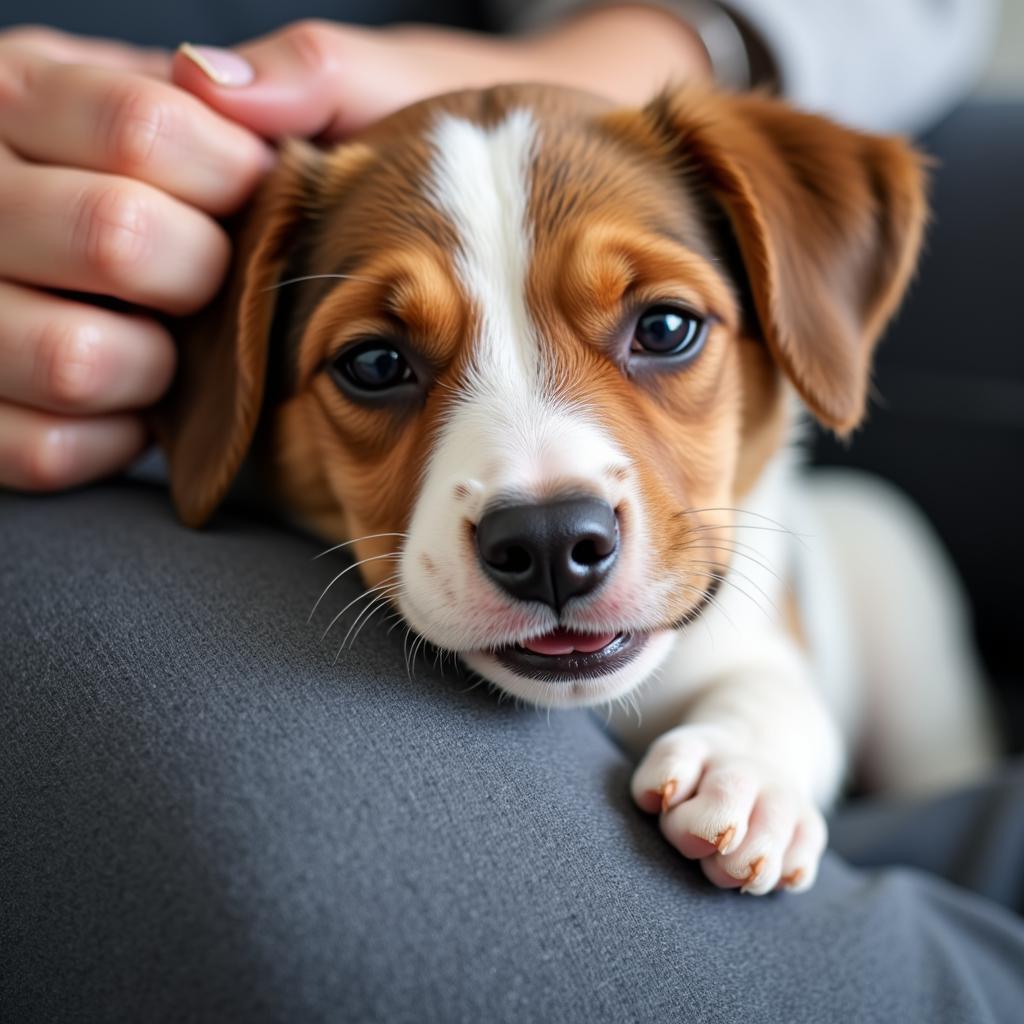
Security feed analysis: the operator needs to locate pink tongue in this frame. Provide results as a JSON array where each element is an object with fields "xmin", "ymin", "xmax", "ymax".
[{"xmin": 521, "ymin": 629, "xmax": 617, "ymax": 656}]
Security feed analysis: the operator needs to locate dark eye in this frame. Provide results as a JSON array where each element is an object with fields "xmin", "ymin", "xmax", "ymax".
[
  {"xmin": 632, "ymin": 306, "xmax": 707, "ymax": 359},
  {"xmin": 330, "ymin": 340, "xmax": 416, "ymax": 395}
]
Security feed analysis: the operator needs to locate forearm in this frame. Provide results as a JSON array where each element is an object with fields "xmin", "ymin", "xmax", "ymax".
[
  {"xmin": 513, "ymin": 4, "xmax": 712, "ymax": 102},
  {"xmin": 502, "ymin": 0, "xmax": 999, "ymax": 133},
  {"xmin": 391, "ymin": 4, "xmax": 711, "ymax": 107}
]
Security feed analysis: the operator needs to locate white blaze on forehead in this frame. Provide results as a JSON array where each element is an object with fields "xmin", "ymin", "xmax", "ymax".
[
  {"xmin": 421, "ymin": 108, "xmax": 629, "ymax": 499},
  {"xmin": 428, "ymin": 109, "xmax": 539, "ymax": 388},
  {"xmin": 399, "ymin": 110, "xmax": 640, "ymax": 656}
]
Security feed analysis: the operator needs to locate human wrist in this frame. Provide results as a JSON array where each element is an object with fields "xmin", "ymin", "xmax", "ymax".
[{"xmin": 516, "ymin": 4, "xmax": 713, "ymax": 103}]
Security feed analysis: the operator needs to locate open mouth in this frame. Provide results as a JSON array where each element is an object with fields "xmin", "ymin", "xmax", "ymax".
[{"xmin": 492, "ymin": 628, "xmax": 648, "ymax": 681}]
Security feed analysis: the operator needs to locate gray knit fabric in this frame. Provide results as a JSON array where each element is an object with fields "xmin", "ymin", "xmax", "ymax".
[{"xmin": 3, "ymin": 480, "xmax": 1023, "ymax": 1024}]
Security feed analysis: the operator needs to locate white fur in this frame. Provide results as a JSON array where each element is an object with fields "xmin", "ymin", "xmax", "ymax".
[{"xmin": 806, "ymin": 469, "xmax": 997, "ymax": 795}]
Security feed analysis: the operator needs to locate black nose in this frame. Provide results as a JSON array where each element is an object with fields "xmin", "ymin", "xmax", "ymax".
[{"xmin": 475, "ymin": 497, "xmax": 619, "ymax": 611}]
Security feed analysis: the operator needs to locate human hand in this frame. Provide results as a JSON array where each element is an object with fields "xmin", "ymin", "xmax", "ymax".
[
  {"xmin": 0, "ymin": 8, "xmax": 706, "ymax": 492},
  {"xmin": 0, "ymin": 27, "xmax": 271, "ymax": 490},
  {"xmin": 171, "ymin": 7, "xmax": 712, "ymax": 141}
]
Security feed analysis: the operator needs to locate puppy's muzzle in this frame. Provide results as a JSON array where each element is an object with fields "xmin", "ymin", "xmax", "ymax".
[{"xmin": 475, "ymin": 496, "xmax": 619, "ymax": 611}]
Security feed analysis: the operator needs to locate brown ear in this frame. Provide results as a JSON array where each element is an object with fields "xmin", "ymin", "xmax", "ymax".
[
  {"xmin": 642, "ymin": 89, "xmax": 927, "ymax": 433},
  {"xmin": 155, "ymin": 141, "xmax": 324, "ymax": 527}
]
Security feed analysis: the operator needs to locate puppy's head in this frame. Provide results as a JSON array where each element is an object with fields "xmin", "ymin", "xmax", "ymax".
[{"xmin": 159, "ymin": 85, "xmax": 925, "ymax": 706}]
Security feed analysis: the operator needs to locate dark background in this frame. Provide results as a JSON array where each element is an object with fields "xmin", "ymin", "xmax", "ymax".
[{"xmin": 0, "ymin": 0, "xmax": 495, "ymax": 44}]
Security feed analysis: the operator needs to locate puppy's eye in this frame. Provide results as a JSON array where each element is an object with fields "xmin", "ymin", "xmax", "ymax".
[
  {"xmin": 632, "ymin": 306, "xmax": 707, "ymax": 359},
  {"xmin": 330, "ymin": 340, "xmax": 416, "ymax": 394}
]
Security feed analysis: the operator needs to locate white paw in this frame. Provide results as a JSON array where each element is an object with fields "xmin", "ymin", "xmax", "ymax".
[{"xmin": 631, "ymin": 725, "xmax": 827, "ymax": 895}]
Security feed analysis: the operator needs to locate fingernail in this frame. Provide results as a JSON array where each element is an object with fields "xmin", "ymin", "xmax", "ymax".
[{"xmin": 178, "ymin": 43, "xmax": 254, "ymax": 87}]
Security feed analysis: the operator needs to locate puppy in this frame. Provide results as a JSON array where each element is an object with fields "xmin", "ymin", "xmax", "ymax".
[{"xmin": 158, "ymin": 84, "xmax": 995, "ymax": 894}]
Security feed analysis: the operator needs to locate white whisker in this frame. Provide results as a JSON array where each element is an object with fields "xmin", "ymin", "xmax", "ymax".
[
  {"xmin": 342, "ymin": 586, "xmax": 403, "ymax": 651},
  {"xmin": 403, "ymin": 626, "xmax": 415, "ymax": 680},
  {"xmin": 313, "ymin": 532, "xmax": 408, "ymax": 561},
  {"xmin": 689, "ymin": 560, "xmax": 780, "ymax": 618},
  {"xmin": 308, "ymin": 552, "xmax": 400, "ymax": 621},
  {"xmin": 263, "ymin": 272, "xmax": 385, "ymax": 293},
  {"xmin": 687, "ymin": 522, "xmax": 807, "ymax": 541},
  {"xmin": 675, "ymin": 539, "xmax": 783, "ymax": 584},
  {"xmin": 679, "ymin": 581, "xmax": 737, "ymax": 632},
  {"xmin": 318, "ymin": 574, "xmax": 399, "ymax": 641},
  {"xmin": 335, "ymin": 592, "xmax": 400, "ymax": 662},
  {"xmin": 458, "ymin": 671, "xmax": 489, "ymax": 696},
  {"xmin": 679, "ymin": 505, "xmax": 796, "ymax": 531}
]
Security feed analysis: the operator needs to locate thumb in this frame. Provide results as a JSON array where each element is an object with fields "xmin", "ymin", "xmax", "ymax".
[{"xmin": 172, "ymin": 22, "xmax": 375, "ymax": 140}]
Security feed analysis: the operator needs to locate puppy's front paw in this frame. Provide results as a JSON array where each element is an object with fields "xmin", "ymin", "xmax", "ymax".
[{"xmin": 632, "ymin": 725, "xmax": 827, "ymax": 895}]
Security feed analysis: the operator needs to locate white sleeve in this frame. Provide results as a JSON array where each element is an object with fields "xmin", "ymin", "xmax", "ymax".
[
  {"xmin": 489, "ymin": 0, "xmax": 1001, "ymax": 135},
  {"xmin": 720, "ymin": 0, "xmax": 999, "ymax": 134}
]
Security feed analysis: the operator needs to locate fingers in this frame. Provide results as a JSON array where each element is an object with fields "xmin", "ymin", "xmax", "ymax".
[
  {"xmin": 0, "ymin": 402, "xmax": 147, "ymax": 491},
  {"xmin": 172, "ymin": 22, "xmax": 390, "ymax": 139},
  {"xmin": 0, "ymin": 282, "xmax": 175, "ymax": 415},
  {"xmin": 0, "ymin": 32, "xmax": 268, "ymax": 494},
  {"xmin": 0, "ymin": 158, "xmax": 230, "ymax": 314},
  {"xmin": 0, "ymin": 25, "xmax": 171, "ymax": 77},
  {"xmin": 0, "ymin": 46, "xmax": 270, "ymax": 213}
]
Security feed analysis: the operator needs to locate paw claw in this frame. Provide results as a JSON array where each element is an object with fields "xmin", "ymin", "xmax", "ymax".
[
  {"xmin": 780, "ymin": 868, "xmax": 804, "ymax": 890},
  {"xmin": 658, "ymin": 779, "xmax": 678, "ymax": 814},
  {"xmin": 714, "ymin": 825, "xmax": 736, "ymax": 854},
  {"xmin": 740, "ymin": 856, "xmax": 766, "ymax": 893}
]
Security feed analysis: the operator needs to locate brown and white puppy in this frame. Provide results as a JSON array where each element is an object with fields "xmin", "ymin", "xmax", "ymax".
[{"xmin": 158, "ymin": 84, "xmax": 991, "ymax": 894}]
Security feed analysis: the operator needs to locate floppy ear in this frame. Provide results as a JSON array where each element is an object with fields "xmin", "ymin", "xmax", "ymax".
[
  {"xmin": 641, "ymin": 89, "xmax": 927, "ymax": 433},
  {"xmin": 155, "ymin": 141, "xmax": 325, "ymax": 527}
]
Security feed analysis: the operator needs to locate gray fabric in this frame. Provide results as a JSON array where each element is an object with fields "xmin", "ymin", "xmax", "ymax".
[
  {"xmin": 3, "ymin": 480, "xmax": 1023, "ymax": 1024},
  {"xmin": 830, "ymin": 770, "xmax": 1024, "ymax": 914}
]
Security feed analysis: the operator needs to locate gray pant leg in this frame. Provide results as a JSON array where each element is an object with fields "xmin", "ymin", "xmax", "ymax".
[
  {"xmin": 3, "ymin": 482, "xmax": 1023, "ymax": 1024},
  {"xmin": 832, "ymin": 766, "xmax": 1024, "ymax": 913}
]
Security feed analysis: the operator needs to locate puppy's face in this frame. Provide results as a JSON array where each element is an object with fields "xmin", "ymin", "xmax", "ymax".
[{"xmin": 160, "ymin": 85, "xmax": 925, "ymax": 707}]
